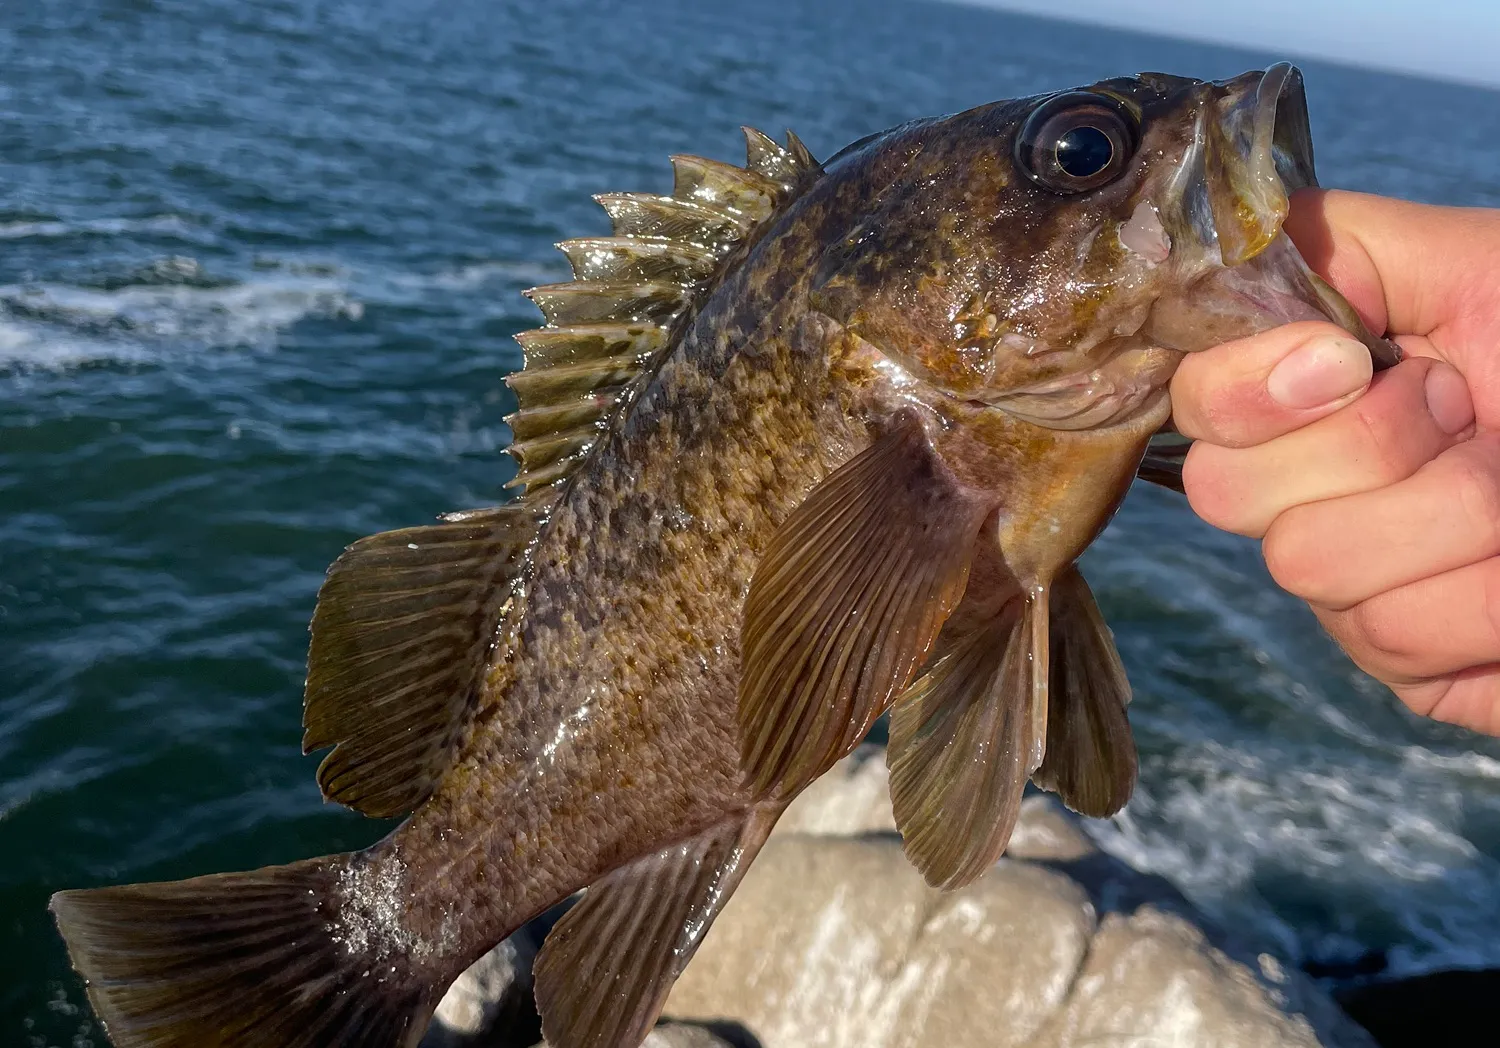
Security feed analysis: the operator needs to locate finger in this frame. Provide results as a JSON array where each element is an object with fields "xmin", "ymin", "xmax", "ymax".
[
  {"xmin": 1183, "ymin": 357, "xmax": 1474, "ymax": 538},
  {"xmin": 1264, "ymin": 434, "xmax": 1500, "ymax": 610},
  {"xmin": 1320, "ymin": 556, "xmax": 1500, "ymax": 686},
  {"xmin": 1170, "ymin": 321, "xmax": 1372, "ymax": 447},
  {"xmin": 1287, "ymin": 189, "xmax": 1500, "ymax": 343},
  {"xmin": 1391, "ymin": 669, "xmax": 1500, "ymax": 738}
]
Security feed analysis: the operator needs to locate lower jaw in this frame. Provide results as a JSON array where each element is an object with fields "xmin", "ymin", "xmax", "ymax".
[{"xmin": 986, "ymin": 346, "xmax": 1181, "ymax": 432}]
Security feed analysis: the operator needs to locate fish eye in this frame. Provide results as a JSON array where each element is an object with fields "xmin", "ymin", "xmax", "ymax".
[{"xmin": 1015, "ymin": 92, "xmax": 1139, "ymax": 194}]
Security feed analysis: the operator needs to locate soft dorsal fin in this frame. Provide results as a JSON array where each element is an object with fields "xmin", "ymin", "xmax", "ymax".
[
  {"xmin": 504, "ymin": 128, "xmax": 821, "ymax": 499},
  {"xmin": 303, "ymin": 502, "xmax": 548, "ymax": 818}
]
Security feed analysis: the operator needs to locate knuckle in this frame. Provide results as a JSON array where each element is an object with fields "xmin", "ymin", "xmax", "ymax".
[
  {"xmin": 1343, "ymin": 597, "xmax": 1417, "ymax": 670},
  {"xmin": 1261, "ymin": 509, "xmax": 1322, "ymax": 600},
  {"xmin": 1477, "ymin": 565, "xmax": 1500, "ymax": 659},
  {"xmin": 1198, "ymin": 399, "xmax": 1253, "ymax": 449},
  {"xmin": 1182, "ymin": 446, "xmax": 1252, "ymax": 534},
  {"xmin": 1447, "ymin": 445, "xmax": 1500, "ymax": 554},
  {"xmin": 1171, "ymin": 366, "xmax": 1258, "ymax": 448},
  {"xmin": 1347, "ymin": 395, "xmax": 1412, "ymax": 483}
]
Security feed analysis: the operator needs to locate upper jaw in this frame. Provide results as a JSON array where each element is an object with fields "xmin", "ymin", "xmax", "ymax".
[
  {"xmin": 1161, "ymin": 62, "xmax": 1317, "ymax": 269},
  {"xmin": 1150, "ymin": 64, "xmax": 1402, "ymax": 367}
]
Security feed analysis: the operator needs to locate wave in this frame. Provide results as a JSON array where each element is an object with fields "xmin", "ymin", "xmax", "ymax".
[
  {"xmin": 0, "ymin": 260, "xmax": 362, "ymax": 370},
  {"xmin": 0, "ymin": 214, "xmax": 211, "ymax": 243},
  {"xmin": 1086, "ymin": 736, "xmax": 1500, "ymax": 979}
]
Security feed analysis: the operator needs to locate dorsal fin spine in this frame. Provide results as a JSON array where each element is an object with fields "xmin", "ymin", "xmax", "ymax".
[
  {"xmin": 504, "ymin": 129, "xmax": 820, "ymax": 502},
  {"xmin": 299, "ymin": 133, "xmax": 820, "ymax": 823}
]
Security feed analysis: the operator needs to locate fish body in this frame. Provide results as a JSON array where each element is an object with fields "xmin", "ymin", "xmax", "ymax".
[{"xmin": 51, "ymin": 65, "xmax": 1398, "ymax": 1048}]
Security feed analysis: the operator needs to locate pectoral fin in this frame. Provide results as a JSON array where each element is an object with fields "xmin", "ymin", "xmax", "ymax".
[
  {"xmin": 1032, "ymin": 567, "xmax": 1138, "ymax": 817},
  {"xmin": 737, "ymin": 414, "xmax": 991, "ymax": 800},
  {"xmin": 887, "ymin": 587, "xmax": 1049, "ymax": 891},
  {"xmin": 533, "ymin": 807, "xmax": 780, "ymax": 1048},
  {"xmin": 1137, "ymin": 431, "xmax": 1190, "ymax": 493}
]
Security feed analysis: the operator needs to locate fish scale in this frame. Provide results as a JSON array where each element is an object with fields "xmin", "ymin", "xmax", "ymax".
[{"xmin": 51, "ymin": 68, "xmax": 1401, "ymax": 1048}]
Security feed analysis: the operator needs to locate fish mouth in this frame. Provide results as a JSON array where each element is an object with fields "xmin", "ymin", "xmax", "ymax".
[
  {"xmin": 1150, "ymin": 64, "xmax": 1402, "ymax": 367},
  {"xmin": 1202, "ymin": 62, "xmax": 1316, "ymax": 267}
]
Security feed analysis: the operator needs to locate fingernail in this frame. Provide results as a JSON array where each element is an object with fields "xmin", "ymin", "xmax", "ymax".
[
  {"xmin": 1425, "ymin": 363, "xmax": 1475, "ymax": 435},
  {"xmin": 1266, "ymin": 336, "xmax": 1373, "ymax": 409}
]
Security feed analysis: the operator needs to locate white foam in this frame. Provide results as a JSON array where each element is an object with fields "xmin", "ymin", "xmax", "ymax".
[
  {"xmin": 1087, "ymin": 739, "xmax": 1500, "ymax": 976},
  {"xmin": 0, "ymin": 261, "xmax": 361, "ymax": 370},
  {"xmin": 0, "ymin": 214, "xmax": 207, "ymax": 242}
]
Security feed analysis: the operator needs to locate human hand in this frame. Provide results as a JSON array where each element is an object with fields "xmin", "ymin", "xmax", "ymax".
[{"xmin": 1169, "ymin": 189, "xmax": 1500, "ymax": 736}]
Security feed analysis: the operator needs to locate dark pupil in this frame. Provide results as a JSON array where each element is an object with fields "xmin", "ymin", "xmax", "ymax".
[{"xmin": 1055, "ymin": 125, "xmax": 1113, "ymax": 178}]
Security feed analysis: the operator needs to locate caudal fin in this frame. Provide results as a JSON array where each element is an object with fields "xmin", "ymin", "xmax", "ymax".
[{"xmin": 50, "ymin": 854, "xmax": 438, "ymax": 1048}]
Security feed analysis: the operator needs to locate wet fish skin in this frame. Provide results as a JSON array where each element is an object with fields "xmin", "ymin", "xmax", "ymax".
[{"xmin": 48, "ymin": 67, "xmax": 1388, "ymax": 1048}]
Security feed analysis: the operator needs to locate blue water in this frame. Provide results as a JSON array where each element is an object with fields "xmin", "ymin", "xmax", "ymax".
[{"xmin": 4, "ymin": 0, "xmax": 1500, "ymax": 1044}]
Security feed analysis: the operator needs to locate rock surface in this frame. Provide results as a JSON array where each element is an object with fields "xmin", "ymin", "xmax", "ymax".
[
  {"xmin": 427, "ymin": 745, "xmax": 1378, "ymax": 1048},
  {"xmin": 665, "ymin": 835, "xmax": 1094, "ymax": 1048},
  {"xmin": 423, "ymin": 927, "xmax": 540, "ymax": 1047}
]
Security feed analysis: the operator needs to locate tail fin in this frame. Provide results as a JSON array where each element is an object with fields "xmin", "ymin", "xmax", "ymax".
[{"xmin": 50, "ymin": 854, "xmax": 437, "ymax": 1048}]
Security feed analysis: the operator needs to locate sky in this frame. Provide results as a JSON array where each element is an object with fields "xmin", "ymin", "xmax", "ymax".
[{"xmin": 952, "ymin": 0, "xmax": 1500, "ymax": 88}]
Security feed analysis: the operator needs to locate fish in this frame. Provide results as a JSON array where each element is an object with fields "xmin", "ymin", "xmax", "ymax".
[{"xmin": 50, "ymin": 63, "xmax": 1401, "ymax": 1048}]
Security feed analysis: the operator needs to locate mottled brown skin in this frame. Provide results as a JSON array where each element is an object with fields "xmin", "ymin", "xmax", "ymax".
[
  {"xmin": 340, "ymin": 73, "xmax": 1286, "ymax": 987},
  {"xmin": 366, "ymin": 170, "xmax": 884, "ymax": 985},
  {"xmin": 48, "ymin": 65, "xmax": 1407, "ymax": 1048}
]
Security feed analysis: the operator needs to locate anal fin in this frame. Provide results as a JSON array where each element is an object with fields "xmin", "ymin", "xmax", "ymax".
[
  {"xmin": 887, "ymin": 586, "xmax": 1050, "ymax": 891},
  {"xmin": 1031, "ymin": 566, "xmax": 1138, "ymax": 817},
  {"xmin": 533, "ymin": 807, "xmax": 781, "ymax": 1048}
]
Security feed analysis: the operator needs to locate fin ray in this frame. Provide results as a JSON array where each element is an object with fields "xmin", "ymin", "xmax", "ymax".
[
  {"xmin": 888, "ymin": 589, "xmax": 1049, "ymax": 891},
  {"xmin": 304, "ymin": 507, "xmax": 544, "ymax": 818},
  {"xmin": 738, "ymin": 414, "xmax": 989, "ymax": 799},
  {"xmin": 1032, "ymin": 566, "xmax": 1138, "ymax": 817},
  {"xmin": 557, "ymin": 236, "xmax": 718, "ymax": 283},
  {"xmin": 49, "ymin": 857, "xmax": 435, "ymax": 1048},
  {"xmin": 505, "ymin": 129, "xmax": 819, "ymax": 500},
  {"xmin": 534, "ymin": 808, "xmax": 779, "ymax": 1048}
]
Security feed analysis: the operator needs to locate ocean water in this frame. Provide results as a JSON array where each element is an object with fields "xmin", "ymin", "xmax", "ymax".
[{"xmin": 3, "ymin": 0, "xmax": 1500, "ymax": 1043}]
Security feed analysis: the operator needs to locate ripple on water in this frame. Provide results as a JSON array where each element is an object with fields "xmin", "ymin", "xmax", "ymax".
[{"xmin": 6, "ymin": 0, "xmax": 1500, "ymax": 1043}]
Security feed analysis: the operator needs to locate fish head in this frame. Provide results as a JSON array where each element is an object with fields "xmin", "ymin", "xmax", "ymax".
[{"xmin": 810, "ymin": 64, "xmax": 1396, "ymax": 431}]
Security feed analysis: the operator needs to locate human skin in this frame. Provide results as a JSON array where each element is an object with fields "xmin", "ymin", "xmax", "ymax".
[{"xmin": 1170, "ymin": 188, "xmax": 1500, "ymax": 737}]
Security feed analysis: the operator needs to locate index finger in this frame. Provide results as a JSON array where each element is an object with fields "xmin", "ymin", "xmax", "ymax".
[{"xmin": 1286, "ymin": 189, "xmax": 1500, "ymax": 344}]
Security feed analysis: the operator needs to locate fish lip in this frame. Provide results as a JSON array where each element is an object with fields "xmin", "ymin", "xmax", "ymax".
[
  {"xmin": 969, "ymin": 343, "xmax": 1181, "ymax": 431},
  {"xmin": 1163, "ymin": 65, "xmax": 1403, "ymax": 366},
  {"xmin": 1205, "ymin": 62, "xmax": 1317, "ymax": 267}
]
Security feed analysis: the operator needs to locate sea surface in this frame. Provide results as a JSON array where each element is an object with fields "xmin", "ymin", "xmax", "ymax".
[{"xmin": 4, "ymin": 0, "xmax": 1500, "ymax": 1043}]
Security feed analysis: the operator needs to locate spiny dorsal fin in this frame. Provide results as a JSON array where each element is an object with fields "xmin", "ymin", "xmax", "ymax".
[
  {"xmin": 505, "ymin": 129, "xmax": 820, "ymax": 499},
  {"xmin": 303, "ymin": 502, "xmax": 548, "ymax": 818}
]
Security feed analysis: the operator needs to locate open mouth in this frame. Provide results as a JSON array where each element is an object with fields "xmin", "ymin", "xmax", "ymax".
[
  {"xmin": 1204, "ymin": 62, "xmax": 1318, "ymax": 267},
  {"xmin": 1153, "ymin": 64, "xmax": 1403, "ymax": 370}
]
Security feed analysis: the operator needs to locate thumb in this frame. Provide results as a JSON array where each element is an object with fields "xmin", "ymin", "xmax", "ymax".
[{"xmin": 1169, "ymin": 321, "xmax": 1373, "ymax": 448}]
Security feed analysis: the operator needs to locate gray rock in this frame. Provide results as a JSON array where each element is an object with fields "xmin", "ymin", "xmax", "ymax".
[
  {"xmin": 424, "ymin": 929, "xmax": 540, "ymax": 1048},
  {"xmin": 641, "ymin": 1023, "xmax": 746, "ymax": 1048},
  {"xmin": 664, "ymin": 835, "xmax": 1096, "ymax": 1048},
  {"xmin": 777, "ymin": 744, "xmax": 898, "ymax": 837},
  {"xmin": 1028, "ymin": 906, "xmax": 1327, "ymax": 1048},
  {"xmin": 430, "ymin": 747, "xmax": 1376, "ymax": 1048},
  {"xmin": 665, "ymin": 746, "xmax": 1375, "ymax": 1048},
  {"xmin": 532, "ymin": 1021, "xmax": 745, "ymax": 1048}
]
